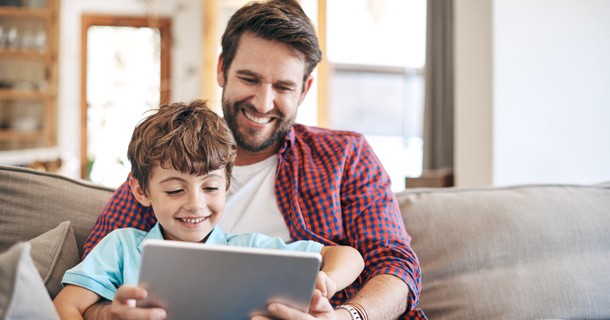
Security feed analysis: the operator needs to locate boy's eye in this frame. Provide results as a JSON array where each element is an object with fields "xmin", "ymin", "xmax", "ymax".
[
  {"xmin": 203, "ymin": 187, "xmax": 219, "ymax": 192},
  {"xmin": 165, "ymin": 189, "xmax": 183, "ymax": 195}
]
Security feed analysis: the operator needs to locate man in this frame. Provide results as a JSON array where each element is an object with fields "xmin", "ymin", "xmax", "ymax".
[{"xmin": 82, "ymin": 1, "xmax": 424, "ymax": 319}]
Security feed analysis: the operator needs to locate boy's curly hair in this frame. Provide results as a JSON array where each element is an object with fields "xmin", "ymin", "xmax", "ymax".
[{"xmin": 127, "ymin": 100, "xmax": 236, "ymax": 193}]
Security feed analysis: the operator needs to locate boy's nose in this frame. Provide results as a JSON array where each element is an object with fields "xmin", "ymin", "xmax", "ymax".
[{"xmin": 183, "ymin": 191, "xmax": 205, "ymax": 212}]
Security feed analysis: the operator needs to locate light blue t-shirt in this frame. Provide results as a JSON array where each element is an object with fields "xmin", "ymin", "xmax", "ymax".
[{"xmin": 62, "ymin": 224, "xmax": 323, "ymax": 301}]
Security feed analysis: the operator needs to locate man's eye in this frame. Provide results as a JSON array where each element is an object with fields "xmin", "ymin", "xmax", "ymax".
[
  {"xmin": 166, "ymin": 189, "xmax": 183, "ymax": 195},
  {"xmin": 274, "ymin": 85, "xmax": 294, "ymax": 92},
  {"xmin": 240, "ymin": 77, "xmax": 257, "ymax": 84}
]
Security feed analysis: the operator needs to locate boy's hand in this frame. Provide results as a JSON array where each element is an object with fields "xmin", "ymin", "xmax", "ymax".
[
  {"xmin": 316, "ymin": 271, "xmax": 338, "ymax": 298},
  {"xmin": 109, "ymin": 285, "xmax": 167, "ymax": 320}
]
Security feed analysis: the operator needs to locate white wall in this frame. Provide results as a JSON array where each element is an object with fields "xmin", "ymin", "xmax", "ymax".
[
  {"xmin": 454, "ymin": 0, "xmax": 610, "ymax": 186},
  {"xmin": 57, "ymin": 0, "xmax": 202, "ymax": 178},
  {"xmin": 454, "ymin": 0, "xmax": 493, "ymax": 187}
]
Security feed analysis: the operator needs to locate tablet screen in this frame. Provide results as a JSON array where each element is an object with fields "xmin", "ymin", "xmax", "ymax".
[{"xmin": 137, "ymin": 239, "xmax": 322, "ymax": 318}]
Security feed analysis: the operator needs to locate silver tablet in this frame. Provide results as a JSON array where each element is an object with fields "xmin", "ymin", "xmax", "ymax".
[{"xmin": 137, "ymin": 239, "xmax": 322, "ymax": 319}]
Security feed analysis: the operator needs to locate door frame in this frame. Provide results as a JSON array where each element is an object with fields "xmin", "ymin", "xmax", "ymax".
[{"xmin": 80, "ymin": 14, "xmax": 171, "ymax": 179}]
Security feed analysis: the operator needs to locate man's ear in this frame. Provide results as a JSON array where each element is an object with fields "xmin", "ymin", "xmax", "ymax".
[
  {"xmin": 129, "ymin": 177, "xmax": 152, "ymax": 207},
  {"xmin": 298, "ymin": 75, "xmax": 314, "ymax": 106},
  {"xmin": 217, "ymin": 55, "xmax": 225, "ymax": 87}
]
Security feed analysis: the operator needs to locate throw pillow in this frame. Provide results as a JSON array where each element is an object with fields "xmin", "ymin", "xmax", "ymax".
[
  {"xmin": 28, "ymin": 220, "xmax": 80, "ymax": 299},
  {"xmin": 0, "ymin": 242, "xmax": 60, "ymax": 319}
]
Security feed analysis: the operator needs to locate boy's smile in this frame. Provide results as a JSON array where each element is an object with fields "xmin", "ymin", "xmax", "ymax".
[{"xmin": 130, "ymin": 165, "xmax": 227, "ymax": 243}]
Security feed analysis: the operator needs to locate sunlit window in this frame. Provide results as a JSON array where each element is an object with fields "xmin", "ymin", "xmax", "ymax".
[
  {"xmin": 86, "ymin": 26, "xmax": 161, "ymax": 188},
  {"xmin": 326, "ymin": 0, "xmax": 427, "ymax": 191}
]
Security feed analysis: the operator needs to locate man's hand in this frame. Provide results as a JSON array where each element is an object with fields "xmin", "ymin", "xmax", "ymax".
[
  {"xmin": 85, "ymin": 285, "xmax": 167, "ymax": 320},
  {"xmin": 251, "ymin": 289, "xmax": 338, "ymax": 320}
]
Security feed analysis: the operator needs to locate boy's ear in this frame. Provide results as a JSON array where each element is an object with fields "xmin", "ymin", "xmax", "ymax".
[{"xmin": 129, "ymin": 177, "xmax": 152, "ymax": 207}]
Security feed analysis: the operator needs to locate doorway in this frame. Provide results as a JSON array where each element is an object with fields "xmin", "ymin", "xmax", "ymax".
[{"xmin": 80, "ymin": 14, "xmax": 171, "ymax": 187}]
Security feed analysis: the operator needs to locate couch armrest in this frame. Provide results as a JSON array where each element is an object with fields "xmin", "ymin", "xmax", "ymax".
[{"xmin": 0, "ymin": 165, "xmax": 114, "ymax": 257}]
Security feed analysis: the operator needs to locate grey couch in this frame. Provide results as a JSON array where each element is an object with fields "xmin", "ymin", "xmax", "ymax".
[{"xmin": 1, "ymin": 164, "xmax": 609, "ymax": 319}]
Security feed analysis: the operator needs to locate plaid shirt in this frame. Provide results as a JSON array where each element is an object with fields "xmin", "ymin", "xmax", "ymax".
[{"xmin": 83, "ymin": 124, "xmax": 426, "ymax": 319}]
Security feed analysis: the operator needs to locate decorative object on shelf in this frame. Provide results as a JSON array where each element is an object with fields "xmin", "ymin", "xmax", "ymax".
[
  {"xmin": 0, "ymin": 0, "xmax": 21, "ymax": 8},
  {"xmin": 24, "ymin": 157, "xmax": 62, "ymax": 173}
]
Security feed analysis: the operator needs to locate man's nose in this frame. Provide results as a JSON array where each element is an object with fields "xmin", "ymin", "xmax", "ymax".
[{"xmin": 251, "ymin": 83, "xmax": 275, "ymax": 114}]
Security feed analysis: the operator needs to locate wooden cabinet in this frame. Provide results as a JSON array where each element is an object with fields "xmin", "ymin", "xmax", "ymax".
[{"xmin": 0, "ymin": 0, "xmax": 58, "ymax": 151}]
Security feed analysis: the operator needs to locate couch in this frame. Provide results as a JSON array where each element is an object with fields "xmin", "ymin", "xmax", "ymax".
[{"xmin": 1, "ymin": 164, "xmax": 609, "ymax": 319}]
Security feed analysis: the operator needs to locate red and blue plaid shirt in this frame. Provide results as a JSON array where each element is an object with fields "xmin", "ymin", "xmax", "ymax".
[{"xmin": 83, "ymin": 124, "xmax": 425, "ymax": 319}]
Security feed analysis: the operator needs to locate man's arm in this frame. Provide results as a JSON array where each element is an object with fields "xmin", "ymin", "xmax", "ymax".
[
  {"xmin": 342, "ymin": 274, "xmax": 409, "ymax": 320},
  {"xmin": 278, "ymin": 130, "xmax": 422, "ymax": 319},
  {"xmin": 258, "ymin": 275, "xmax": 408, "ymax": 320},
  {"xmin": 337, "ymin": 134, "xmax": 422, "ymax": 318}
]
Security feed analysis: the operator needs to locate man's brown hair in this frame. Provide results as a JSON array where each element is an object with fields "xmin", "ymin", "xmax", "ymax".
[
  {"xmin": 127, "ymin": 100, "xmax": 236, "ymax": 192},
  {"xmin": 220, "ymin": 0, "xmax": 322, "ymax": 85}
]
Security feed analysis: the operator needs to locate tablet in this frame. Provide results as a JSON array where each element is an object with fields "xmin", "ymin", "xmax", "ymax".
[{"xmin": 137, "ymin": 239, "xmax": 322, "ymax": 319}]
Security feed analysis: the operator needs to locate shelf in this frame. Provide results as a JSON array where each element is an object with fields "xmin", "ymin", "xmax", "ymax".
[
  {"xmin": 0, "ymin": 89, "xmax": 46, "ymax": 100},
  {"xmin": 0, "ymin": 49, "xmax": 47, "ymax": 59},
  {"xmin": 0, "ymin": 0, "xmax": 57, "ymax": 155},
  {"xmin": 0, "ymin": 6, "xmax": 49, "ymax": 18},
  {"xmin": 0, "ymin": 130, "xmax": 43, "ymax": 140}
]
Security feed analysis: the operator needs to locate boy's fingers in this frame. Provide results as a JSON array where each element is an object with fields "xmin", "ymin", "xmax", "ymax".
[
  {"xmin": 115, "ymin": 285, "xmax": 147, "ymax": 304},
  {"xmin": 111, "ymin": 286, "xmax": 167, "ymax": 320},
  {"xmin": 110, "ymin": 305, "xmax": 167, "ymax": 320}
]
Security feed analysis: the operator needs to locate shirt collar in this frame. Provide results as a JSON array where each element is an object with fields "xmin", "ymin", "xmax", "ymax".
[
  {"xmin": 137, "ymin": 223, "xmax": 229, "ymax": 253},
  {"xmin": 204, "ymin": 226, "xmax": 229, "ymax": 245},
  {"xmin": 138, "ymin": 223, "xmax": 165, "ymax": 253},
  {"xmin": 278, "ymin": 126, "xmax": 296, "ymax": 155}
]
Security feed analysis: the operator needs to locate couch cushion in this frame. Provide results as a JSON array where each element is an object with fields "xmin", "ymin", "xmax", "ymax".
[
  {"xmin": 0, "ymin": 165, "xmax": 113, "ymax": 257},
  {"xmin": 0, "ymin": 242, "xmax": 60, "ymax": 319},
  {"xmin": 397, "ymin": 183, "xmax": 610, "ymax": 319},
  {"xmin": 29, "ymin": 221, "xmax": 80, "ymax": 299}
]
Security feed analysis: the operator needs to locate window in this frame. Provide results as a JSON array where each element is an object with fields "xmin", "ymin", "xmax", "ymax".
[
  {"xmin": 325, "ymin": 0, "xmax": 427, "ymax": 191},
  {"xmin": 81, "ymin": 15, "xmax": 171, "ymax": 187}
]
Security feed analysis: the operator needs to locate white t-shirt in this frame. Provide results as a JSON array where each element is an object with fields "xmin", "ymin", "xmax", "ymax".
[{"xmin": 220, "ymin": 155, "xmax": 292, "ymax": 242}]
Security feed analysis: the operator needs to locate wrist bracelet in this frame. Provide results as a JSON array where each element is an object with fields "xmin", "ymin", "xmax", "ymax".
[
  {"xmin": 345, "ymin": 302, "xmax": 369, "ymax": 320},
  {"xmin": 336, "ymin": 304, "xmax": 362, "ymax": 320}
]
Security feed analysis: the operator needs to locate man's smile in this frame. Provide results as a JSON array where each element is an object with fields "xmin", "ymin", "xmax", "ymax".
[{"xmin": 242, "ymin": 109, "xmax": 275, "ymax": 125}]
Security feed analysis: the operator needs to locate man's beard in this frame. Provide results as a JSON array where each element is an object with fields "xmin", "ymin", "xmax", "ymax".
[{"xmin": 222, "ymin": 100, "xmax": 293, "ymax": 153}]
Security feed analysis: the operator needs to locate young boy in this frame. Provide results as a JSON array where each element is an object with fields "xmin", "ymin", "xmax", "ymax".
[{"xmin": 53, "ymin": 100, "xmax": 364, "ymax": 318}]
